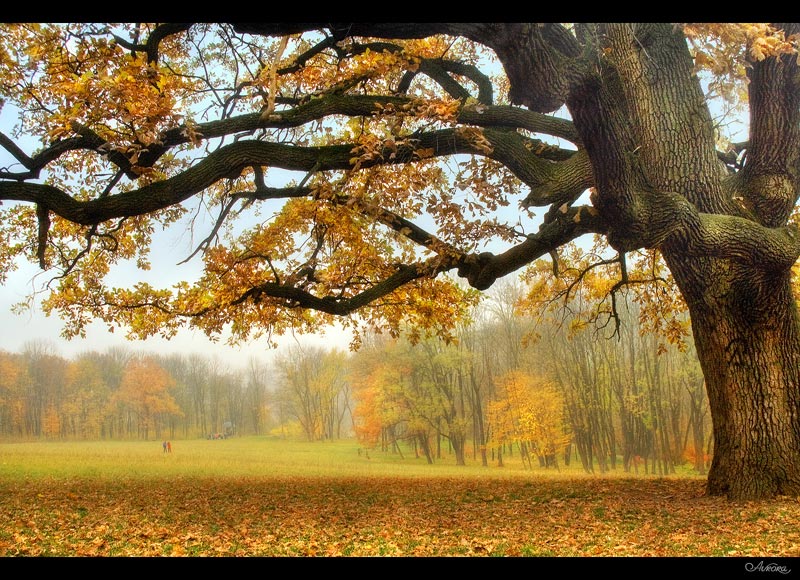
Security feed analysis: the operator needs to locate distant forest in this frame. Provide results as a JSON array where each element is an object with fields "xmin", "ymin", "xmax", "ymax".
[{"xmin": 0, "ymin": 284, "xmax": 711, "ymax": 475}]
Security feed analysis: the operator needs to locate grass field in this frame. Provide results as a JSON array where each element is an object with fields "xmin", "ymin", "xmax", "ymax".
[
  {"xmin": 0, "ymin": 436, "xmax": 704, "ymax": 480},
  {"xmin": 1, "ymin": 437, "xmax": 798, "ymax": 560}
]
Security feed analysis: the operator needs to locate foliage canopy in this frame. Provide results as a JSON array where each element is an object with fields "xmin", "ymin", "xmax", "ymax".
[{"xmin": 3, "ymin": 23, "xmax": 788, "ymax": 345}]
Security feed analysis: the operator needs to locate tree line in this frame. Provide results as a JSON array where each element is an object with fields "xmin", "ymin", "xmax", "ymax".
[
  {"xmin": 0, "ymin": 279, "xmax": 711, "ymax": 476},
  {"xmin": 350, "ymin": 278, "xmax": 711, "ymax": 475}
]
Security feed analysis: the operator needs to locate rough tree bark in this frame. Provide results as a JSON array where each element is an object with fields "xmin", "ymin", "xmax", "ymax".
[{"xmin": 561, "ymin": 23, "xmax": 800, "ymax": 499}]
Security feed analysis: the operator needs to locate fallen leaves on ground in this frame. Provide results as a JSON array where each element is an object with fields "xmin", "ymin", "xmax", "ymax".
[{"xmin": 0, "ymin": 476, "xmax": 798, "ymax": 557}]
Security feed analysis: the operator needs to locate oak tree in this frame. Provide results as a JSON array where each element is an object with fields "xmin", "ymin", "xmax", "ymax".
[{"xmin": 1, "ymin": 23, "xmax": 799, "ymax": 499}]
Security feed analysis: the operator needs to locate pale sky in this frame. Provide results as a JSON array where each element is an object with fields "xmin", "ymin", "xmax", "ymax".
[{"xmin": 0, "ymin": 228, "xmax": 354, "ymax": 371}]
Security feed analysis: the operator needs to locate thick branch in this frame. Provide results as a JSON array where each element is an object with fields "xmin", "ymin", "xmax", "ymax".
[
  {"xmin": 112, "ymin": 23, "xmax": 193, "ymax": 64},
  {"xmin": 227, "ymin": 261, "xmax": 439, "ymax": 316},
  {"xmin": 0, "ymin": 128, "xmax": 506, "ymax": 225},
  {"xmin": 0, "ymin": 124, "xmax": 137, "ymax": 181},
  {"xmin": 416, "ymin": 59, "xmax": 471, "ymax": 101},
  {"xmin": 36, "ymin": 203, "xmax": 49, "ymax": 269},
  {"xmin": 479, "ymin": 128, "xmax": 584, "ymax": 197},
  {"xmin": 0, "ymin": 132, "xmax": 35, "ymax": 173},
  {"xmin": 501, "ymin": 24, "xmax": 582, "ymax": 113},
  {"xmin": 521, "ymin": 148, "xmax": 593, "ymax": 208},
  {"xmin": 457, "ymin": 204, "xmax": 606, "ymax": 290},
  {"xmin": 195, "ymin": 204, "xmax": 605, "ymax": 317},
  {"xmin": 740, "ymin": 22, "xmax": 800, "ymax": 227},
  {"xmin": 606, "ymin": 187, "xmax": 800, "ymax": 273},
  {"xmin": 460, "ymin": 103, "xmax": 578, "ymax": 143},
  {"xmin": 0, "ymin": 94, "xmax": 578, "ymax": 180},
  {"xmin": 436, "ymin": 60, "xmax": 494, "ymax": 105},
  {"xmin": 688, "ymin": 213, "xmax": 800, "ymax": 272},
  {"xmin": 140, "ymin": 96, "xmax": 578, "ymax": 168},
  {"xmin": 232, "ymin": 23, "xmax": 584, "ymax": 113}
]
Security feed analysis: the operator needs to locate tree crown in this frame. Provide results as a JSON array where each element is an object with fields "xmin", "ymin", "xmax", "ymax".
[{"xmin": 1, "ymin": 23, "xmax": 798, "ymax": 349}]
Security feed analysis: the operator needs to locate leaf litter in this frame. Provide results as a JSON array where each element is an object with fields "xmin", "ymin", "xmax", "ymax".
[{"xmin": 0, "ymin": 476, "xmax": 798, "ymax": 557}]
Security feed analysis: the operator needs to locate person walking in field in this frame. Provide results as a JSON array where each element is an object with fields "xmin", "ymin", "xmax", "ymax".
[
  {"xmin": 162, "ymin": 441, "xmax": 167, "ymax": 453},
  {"xmin": 167, "ymin": 441, "xmax": 172, "ymax": 453}
]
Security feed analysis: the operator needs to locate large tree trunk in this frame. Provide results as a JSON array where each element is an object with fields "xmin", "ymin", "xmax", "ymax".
[
  {"xmin": 548, "ymin": 23, "xmax": 800, "ymax": 499},
  {"xmin": 672, "ymin": 263, "xmax": 800, "ymax": 498}
]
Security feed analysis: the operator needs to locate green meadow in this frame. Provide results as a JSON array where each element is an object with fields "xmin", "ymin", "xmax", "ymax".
[{"xmin": 0, "ymin": 436, "xmax": 697, "ymax": 480}]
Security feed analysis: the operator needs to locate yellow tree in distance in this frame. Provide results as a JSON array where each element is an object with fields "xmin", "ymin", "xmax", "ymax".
[
  {"xmin": 487, "ymin": 370, "xmax": 570, "ymax": 469},
  {"xmin": 110, "ymin": 357, "xmax": 183, "ymax": 440}
]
